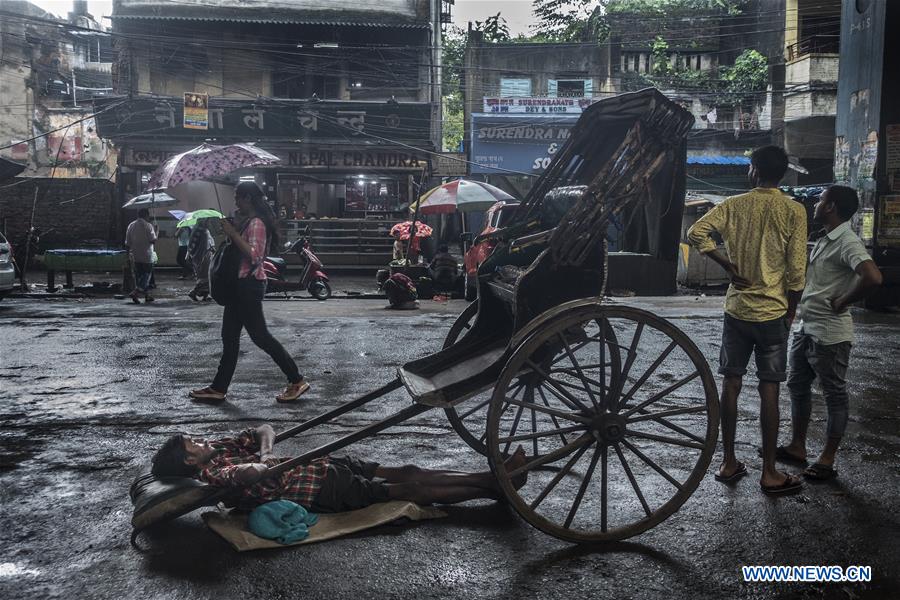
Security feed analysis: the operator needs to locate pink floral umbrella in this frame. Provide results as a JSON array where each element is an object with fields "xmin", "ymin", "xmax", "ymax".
[
  {"xmin": 146, "ymin": 143, "xmax": 280, "ymax": 191},
  {"xmin": 390, "ymin": 221, "xmax": 433, "ymax": 241}
]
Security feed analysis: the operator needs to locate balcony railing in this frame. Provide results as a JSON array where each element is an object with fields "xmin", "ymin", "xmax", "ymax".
[{"xmin": 786, "ymin": 35, "xmax": 840, "ymax": 61}]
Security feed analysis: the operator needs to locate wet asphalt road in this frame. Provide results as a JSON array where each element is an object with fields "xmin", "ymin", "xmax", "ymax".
[{"xmin": 0, "ymin": 283, "xmax": 898, "ymax": 600}]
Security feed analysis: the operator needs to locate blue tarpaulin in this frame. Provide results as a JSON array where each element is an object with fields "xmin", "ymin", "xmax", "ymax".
[{"xmin": 687, "ymin": 155, "xmax": 751, "ymax": 165}]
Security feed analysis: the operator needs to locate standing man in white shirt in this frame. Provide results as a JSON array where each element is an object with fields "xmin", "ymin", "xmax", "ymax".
[
  {"xmin": 779, "ymin": 185, "xmax": 882, "ymax": 480},
  {"xmin": 125, "ymin": 208, "xmax": 158, "ymax": 304}
]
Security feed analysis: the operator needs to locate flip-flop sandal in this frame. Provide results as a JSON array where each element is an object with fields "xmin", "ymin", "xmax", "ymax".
[
  {"xmin": 757, "ymin": 446, "xmax": 808, "ymax": 465},
  {"xmin": 715, "ymin": 462, "xmax": 748, "ymax": 483},
  {"xmin": 803, "ymin": 463, "xmax": 837, "ymax": 481},
  {"xmin": 760, "ymin": 472, "xmax": 804, "ymax": 495}
]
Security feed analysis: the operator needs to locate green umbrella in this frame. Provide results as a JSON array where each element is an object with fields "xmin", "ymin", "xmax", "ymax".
[{"xmin": 176, "ymin": 209, "xmax": 224, "ymax": 228}]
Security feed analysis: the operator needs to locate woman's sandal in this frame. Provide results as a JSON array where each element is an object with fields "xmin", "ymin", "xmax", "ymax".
[
  {"xmin": 189, "ymin": 386, "xmax": 226, "ymax": 402},
  {"xmin": 276, "ymin": 381, "xmax": 310, "ymax": 403}
]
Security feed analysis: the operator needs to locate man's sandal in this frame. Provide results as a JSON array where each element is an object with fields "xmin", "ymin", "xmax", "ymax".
[
  {"xmin": 189, "ymin": 386, "xmax": 226, "ymax": 402},
  {"xmin": 803, "ymin": 463, "xmax": 838, "ymax": 481},
  {"xmin": 276, "ymin": 381, "xmax": 310, "ymax": 403},
  {"xmin": 760, "ymin": 472, "xmax": 804, "ymax": 495}
]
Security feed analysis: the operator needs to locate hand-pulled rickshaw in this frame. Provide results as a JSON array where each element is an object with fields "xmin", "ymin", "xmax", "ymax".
[{"xmin": 131, "ymin": 89, "xmax": 719, "ymax": 545}]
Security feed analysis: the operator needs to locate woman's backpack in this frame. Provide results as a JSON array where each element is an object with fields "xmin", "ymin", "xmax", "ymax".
[
  {"xmin": 208, "ymin": 238, "xmax": 242, "ymax": 306},
  {"xmin": 209, "ymin": 220, "xmax": 256, "ymax": 306}
]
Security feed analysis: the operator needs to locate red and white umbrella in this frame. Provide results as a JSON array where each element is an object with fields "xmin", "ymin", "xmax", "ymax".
[{"xmin": 411, "ymin": 180, "xmax": 516, "ymax": 215}]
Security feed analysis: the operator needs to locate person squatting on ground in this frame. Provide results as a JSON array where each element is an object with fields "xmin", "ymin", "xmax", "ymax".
[
  {"xmin": 428, "ymin": 243, "xmax": 459, "ymax": 290},
  {"xmin": 186, "ymin": 219, "xmax": 215, "ymax": 301},
  {"xmin": 778, "ymin": 185, "xmax": 882, "ymax": 481},
  {"xmin": 687, "ymin": 145, "xmax": 808, "ymax": 495},
  {"xmin": 125, "ymin": 208, "xmax": 158, "ymax": 304},
  {"xmin": 151, "ymin": 425, "xmax": 527, "ymax": 512},
  {"xmin": 189, "ymin": 182, "xmax": 309, "ymax": 404}
]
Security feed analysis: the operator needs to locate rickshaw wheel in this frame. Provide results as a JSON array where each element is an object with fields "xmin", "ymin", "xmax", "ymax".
[
  {"xmin": 486, "ymin": 306, "xmax": 718, "ymax": 543},
  {"xmin": 442, "ymin": 302, "xmax": 489, "ymax": 454},
  {"xmin": 443, "ymin": 303, "xmax": 623, "ymax": 458}
]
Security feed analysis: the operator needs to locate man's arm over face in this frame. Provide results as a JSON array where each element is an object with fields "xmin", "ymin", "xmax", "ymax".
[{"xmin": 253, "ymin": 424, "xmax": 276, "ymax": 461}]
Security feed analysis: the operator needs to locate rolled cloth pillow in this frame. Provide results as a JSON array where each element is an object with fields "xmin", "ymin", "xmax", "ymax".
[{"xmin": 247, "ymin": 500, "xmax": 319, "ymax": 544}]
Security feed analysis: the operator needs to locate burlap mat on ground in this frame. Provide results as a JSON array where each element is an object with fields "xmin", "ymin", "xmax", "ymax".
[{"xmin": 202, "ymin": 501, "xmax": 446, "ymax": 551}]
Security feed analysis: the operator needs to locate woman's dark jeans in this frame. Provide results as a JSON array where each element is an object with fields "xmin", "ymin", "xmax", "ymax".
[{"xmin": 211, "ymin": 278, "xmax": 302, "ymax": 392}]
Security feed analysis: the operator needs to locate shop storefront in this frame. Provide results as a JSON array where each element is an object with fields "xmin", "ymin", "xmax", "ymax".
[{"xmin": 94, "ymin": 96, "xmax": 435, "ymax": 266}]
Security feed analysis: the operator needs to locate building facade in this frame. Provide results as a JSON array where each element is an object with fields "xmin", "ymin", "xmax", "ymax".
[
  {"xmin": 100, "ymin": 0, "xmax": 443, "ymax": 266},
  {"xmin": 0, "ymin": 0, "xmax": 118, "ymax": 250}
]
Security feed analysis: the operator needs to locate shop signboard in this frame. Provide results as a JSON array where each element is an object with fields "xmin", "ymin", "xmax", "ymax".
[
  {"xmin": 94, "ymin": 96, "xmax": 433, "ymax": 146},
  {"xmin": 284, "ymin": 149, "xmax": 429, "ymax": 171},
  {"xmin": 183, "ymin": 93, "xmax": 209, "ymax": 130},
  {"xmin": 483, "ymin": 97, "xmax": 595, "ymax": 114},
  {"xmin": 431, "ymin": 152, "xmax": 468, "ymax": 176},
  {"xmin": 470, "ymin": 114, "xmax": 579, "ymax": 175}
]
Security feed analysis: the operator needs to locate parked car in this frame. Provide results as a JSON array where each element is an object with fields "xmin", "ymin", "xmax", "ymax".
[
  {"xmin": 0, "ymin": 232, "xmax": 16, "ymax": 301},
  {"xmin": 462, "ymin": 201, "xmax": 520, "ymax": 301}
]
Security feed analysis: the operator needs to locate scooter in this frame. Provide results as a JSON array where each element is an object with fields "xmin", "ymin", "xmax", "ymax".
[{"xmin": 263, "ymin": 228, "xmax": 331, "ymax": 300}]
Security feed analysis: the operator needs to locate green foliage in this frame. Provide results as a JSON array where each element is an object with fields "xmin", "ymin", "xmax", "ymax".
[
  {"xmin": 650, "ymin": 36, "xmax": 671, "ymax": 76},
  {"xmin": 442, "ymin": 96, "xmax": 464, "ymax": 152},
  {"xmin": 719, "ymin": 48, "xmax": 768, "ymax": 105},
  {"xmin": 531, "ymin": 0, "xmax": 602, "ymax": 42},
  {"xmin": 605, "ymin": 0, "xmax": 744, "ymax": 16},
  {"xmin": 473, "ymin": 13, "xmax": 510, "ymax": 42}
]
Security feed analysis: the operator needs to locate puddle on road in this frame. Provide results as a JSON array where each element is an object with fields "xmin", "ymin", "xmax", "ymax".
[{"xmin": 0, "ymin": 562, "xmax": 41, "ymax": 578}]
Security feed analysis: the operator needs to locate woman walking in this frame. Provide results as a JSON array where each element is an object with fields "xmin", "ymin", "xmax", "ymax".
[
  {"xmin": 186, "ymin": 218, "xmax": 215, "ymax": 301},
  {"xmin": 189, "ymin": 182, "xmax": 309, "ymax": 403}
]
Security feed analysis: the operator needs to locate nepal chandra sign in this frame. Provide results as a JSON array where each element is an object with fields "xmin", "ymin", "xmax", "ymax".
[
  {"xmin": 93, "ymin": 96, "xmax": 432, "ymax": 146},
  {"xmin": 470, "ymin": 114, "xmax": 578, "ymax": 174},
  {"xmin": 288, "ymin": 150, "xmax": 428, "ymax": 170}
]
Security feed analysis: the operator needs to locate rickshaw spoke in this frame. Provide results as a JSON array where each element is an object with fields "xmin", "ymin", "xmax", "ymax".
[
  {"xmin": 627, "ymin": 405, "xmax": 707, "ymax": 423},
  {"xmin": 633, "ymin": 408, "xmax": 707, "ymax": 444},
  {"xmin": 621, "ymin": 439, "xmax": 684, "ymax": 491},
  {"xmin": 526, "ymin": 360, "xmax": 592, "ymax": 412},
  {"xmin": 503, "ymin": 400, "xmax": 527, "ymax": 455},
  {"xmin": 557, "ymin": 333, "xmax": 600, "ymax": 411},
  {"xmin": 621, "ymin": 371, "xmax": 700, "ymax": 418},
  {"xmin": 617, "ymin": 339, "xmax": 678, "ymax": 410},
  {"xmin": 458, "ymin": 380, "xmax": 524, "ymax": 421},
  {"xmin": 503, "ymin": 398, "xmax": 592, "ymax": 425},
  {"xmin": 564, "ymin": 444, "xmax": 601, "ymax": 528},
  {"xmin": 537, "ymin": 386, "xmax": 571, "ymax": 446},
  {"xmin": 627, "ymin": 430, "xmax": 705, "ymax": 450},
  {"xmin": 457, "ymin": 397, "xmax": 492, "ymax": 420},
  {"xmin": 530, "ymin": 395, "xmax": 539, "ymax": 456},
  {"xmin": 529, "ymin": 443, "xmax": 591, "ymax": 510},
  {"xmin": 613, "ymin": 442, "xmax": 652, "ymax": 517},
  {"xmin": 600, "ymin": 444, "xmax": 608, "ymax": 532},
  {"xmin": 507, "ymin": 433, "xmax": 594, "ymax": 478},
  {"xmin": 610, "ymin": 322, "xmax": 644, "ymax": 403},
  {"xmin": 497, "ymin": 424, "xmax": 585, "ymax": 444},
  {"xmin": 597, "ymin": 318, "xmax": 608, "ymax": 409}
]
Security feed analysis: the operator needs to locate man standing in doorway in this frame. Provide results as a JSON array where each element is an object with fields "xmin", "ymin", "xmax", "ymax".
[
  {"xmin": 779, "ymin": 185, "xmax": 882, "ymax": 480},
  {"xmin": 688, "ymin": 146, "xmax": 808, "ymax": 495},
  {"xmin": 125, "ymin": 208, "xmax": 157, "ymax": 304}
]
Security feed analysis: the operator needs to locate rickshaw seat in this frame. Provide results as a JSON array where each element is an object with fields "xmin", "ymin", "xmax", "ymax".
[{"xmin": 398, "ymin": 340, "xmax": 508, "ymax": 407}]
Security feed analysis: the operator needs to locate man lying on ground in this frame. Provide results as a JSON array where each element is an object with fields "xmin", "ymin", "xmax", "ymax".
[{"xmin": 151, "ymin": 424, "xmax": 526, "ymax": 512}]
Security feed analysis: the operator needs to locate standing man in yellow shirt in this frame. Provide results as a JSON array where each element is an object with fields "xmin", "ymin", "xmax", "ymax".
[{"xmin": 687, "ymin": 146, "xmax": 807, "ymax": 495}]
